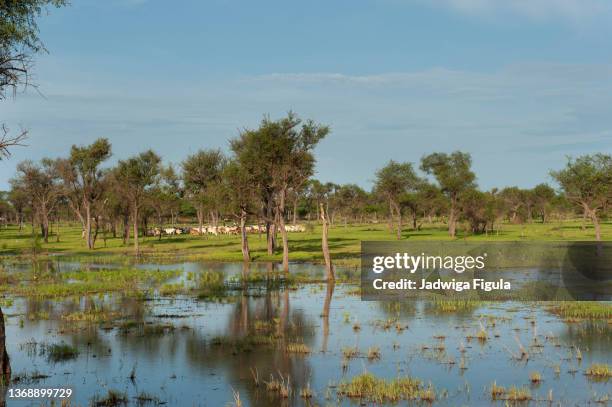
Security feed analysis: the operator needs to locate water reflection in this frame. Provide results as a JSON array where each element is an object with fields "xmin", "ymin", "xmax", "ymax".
[{"xmin": 1, "ymin": 261, "xmax": 610, "ymax": 406}]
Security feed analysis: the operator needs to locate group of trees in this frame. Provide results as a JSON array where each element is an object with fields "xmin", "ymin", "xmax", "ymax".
[
  {"xmin": 2, "ymin": 135, "xmax": 610, "ymax": 264},
  {"xmin": 2, "ymin": 114, "xmax": 332, "ymax": 269},
  {"xmin": 373, "ymin": 153, "xmax": 611, "ymax": 240}
]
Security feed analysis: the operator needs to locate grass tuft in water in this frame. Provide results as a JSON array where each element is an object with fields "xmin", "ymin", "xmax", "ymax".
[
  {"xmin": 42, "ymin": 342, "xmax": 79, "ymax": 363},
  {"xmin": 585, "ymin": 363, "xmax": 611, "ymax": 380},
  {"xmin": 338, "ymin": 373, "xmax": 435, "ymax": 403}
]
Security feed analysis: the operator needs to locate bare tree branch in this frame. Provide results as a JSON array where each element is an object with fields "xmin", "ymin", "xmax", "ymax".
[{"xmin": 0, "ymin": 124, "xmax": 29, "ymax": 159}]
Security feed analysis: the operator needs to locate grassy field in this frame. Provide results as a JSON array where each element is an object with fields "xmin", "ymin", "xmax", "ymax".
[{"xmin": 0, "ymin": 219, "xmax": 609, "ymax": 263}]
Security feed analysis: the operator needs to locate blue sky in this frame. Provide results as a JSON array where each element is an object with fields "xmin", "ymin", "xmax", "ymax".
[{"xmin": 1, "ymin": 0, "xmax": 611, "ymax": 190}]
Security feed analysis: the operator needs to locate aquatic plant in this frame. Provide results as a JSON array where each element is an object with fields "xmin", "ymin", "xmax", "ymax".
[
  {"xmin": 585, "ymin": 363, "xmax": 611, "ymax": 379},
  {"xmin": 529, "ymin": 371, "xmax": 542, "ymax": 384},
  {"xmin": 337, "ymin": 373, "xmax": 434, "ymax": 403},
  {"xmin": 92, "ymin": 389, "xmax": 128, "ymax": 406},
  {"xmin": 367, "ymin": 347, "xmax": 381, "ymax": 361},
  {"xmin": 42, "ymin": 342, "xmax": 79, "ymax": 363},
  {"xmin": 286, "ymin": 343, "xmax": 311, "ymax": 354},
  {"xmin": 342, "ymin": 346, "xmax": 359, "ymax": 359}
]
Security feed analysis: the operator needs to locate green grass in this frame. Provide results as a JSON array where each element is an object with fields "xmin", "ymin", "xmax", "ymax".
[
  {"xmin": 585, "ymin": 363, "xmax": 612, "ymax": 379},
  {"xmin": 338, "ymin": 372, "xmax": 435, "ymax": 403},
  {"xmin": 548, "ymin": 302, "xmax": 612, "ymax": 320},
  {"xmin": 42, "ymin": 342, "xmax": 79, "ymax": 362},
  {"xmin": 0, "ymin": 267, "xmax": 180, "ymax": 299},
  {"xmin": 0, "ymin": 220, "xmax": 609, "ymax": 263}
]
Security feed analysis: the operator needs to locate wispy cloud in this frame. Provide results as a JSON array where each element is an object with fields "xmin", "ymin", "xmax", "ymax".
[
  {"xmin": 413, "ymin": 0, "xmax": 612, "ymax": 22},
  {"xmin": 2, "ymin": 63, "xmax": 611, "ymax": 190}
]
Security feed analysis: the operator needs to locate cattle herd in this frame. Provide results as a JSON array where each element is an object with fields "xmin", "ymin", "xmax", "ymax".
[{"xmin": 147, "ymin": 224, "xmax": 307, "ymax": 237}]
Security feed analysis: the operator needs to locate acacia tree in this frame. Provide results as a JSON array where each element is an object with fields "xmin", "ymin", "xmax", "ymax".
[
  {"xmin": 231, "ymin": 113, "xmax": 329, "ymax": 272},
  {"xmin": 182, "ymin": 149, "xmax": 226, "ymax": 234},
  {"xmin": 374, "ymin": 161, "xmax": 420, "ymax": 239},
  {"xmin": 223, "ymin": 161, "xmax": 257, "ymax": 262},
  {"xmin": 499, "ymin": 186, "xmax": 527, "ymax": 223},
  {"xmin": 551, "ymin": 154, "xmax": 612, "ymax": 241},
  {"xmin": 148, "ymin": 165, "xmax": 181, "ymax": 237},
  {"xmin": 57, "ymin": 138, "xmax": 111, "ymax": 249},
  {"xmin": 530, "ymin": 183, "xmax": 556, "ymax": 223},
  {"xmin": 116, "ymin": 150, "xmax": 161, "ymax": 255},
  {"xmin": 97, "ymin": 168, "xmax": 130, "ymax": 242},
  {"xmin": 421, "ymin": 152, "xmax": 476, "ymax": 238},
  {"xmin": 12, "ymin": 159, "xmax": 61, "ymax": 242}
]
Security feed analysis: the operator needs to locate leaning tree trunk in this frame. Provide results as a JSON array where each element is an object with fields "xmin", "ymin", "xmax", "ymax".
[
  {"xmin": 0, "ymin": 307, "xmax": 10, "ymax": 385},
  {"xmin": 320, "ymin": 203, "xmax": 334, "ymax": 281},
  {"xmin": 585, "ymin": 205, "xmax": 602, "ymax": 241}
]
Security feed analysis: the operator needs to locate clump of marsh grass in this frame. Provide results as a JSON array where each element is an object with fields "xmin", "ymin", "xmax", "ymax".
[
  {"xmin": 299, "ymin": 382, "xmax": 313, "ymax": 399},
  {"xmin": 585, "ymin": 363, "xmax": 611, "ymax": 380},
  {"xmin": 92, "ymin": 389, "xmax": 128, "ymax": 406},
  {"xmin": 529, "ymin": 371, "xmax": 542, "ymax": 384},
  {"xmin": 574, "ymin": 346, "xmax": 583, "ymax": 361},
  {"xmin": 264, "ymin": 373, "xmax": 291, "ymax": 398},
  {"xmin": 337, "ymin": 372, "xmax": 435, "ymax": 403},
  {"xmin": 506, "ymin": 386, "xmax": 532, "ymax": 402},
  {"xmin": 134, "ymin": 392, "xmax": 161, "ymax": 404},
  {"xmin": 549, "ymin": 302, "xmax": 612, "ymax": 320},
  {"xmin": 286, "ymin": 343, "xmax": 311, "ymax": 355},
  {"xmin": 41, "ymin": 342, "xmax": 79, "ymax": 363},
  {"xmin": 342, "ymin": 346, "xmax": 359, "ymax": 360},
  {"xmin": 490, "ymin": 382, "xmax": 532, "ymax": 402},
  {"xmin": 476, "ymin": 320, "xmax": 488, "ymax": 342},
  {"xmin": 367, "ymin": 347, "xmax": 381, "ymax": 361},
  {"xmin": 490, "ymin": 381, "xmax": 505, "ymax": 400}
]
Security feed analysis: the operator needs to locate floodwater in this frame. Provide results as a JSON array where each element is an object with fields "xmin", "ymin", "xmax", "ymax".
[{"xmin": 1, "ymin": 260, "xmax": 611, "ymax": 406}]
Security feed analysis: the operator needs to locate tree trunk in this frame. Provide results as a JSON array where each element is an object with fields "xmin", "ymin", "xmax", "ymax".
[
  {"xmin": 320, "ymin": 203, "xmax": 334, "ymax": 281},
  {"xmin": 240, "ymin": 208, "xmax": 250, "ymax": 263},
  {"xmin": 0, "ymin": 307, "xmax": 10, "ymax": 385},
  {"xmin": 133, "ymin": 206, "xmax": 139, "ymax": 256},
  {"xmin": 292, "ymin": 198, "xmax": 298, "ymax": 225},
  {"xmin": 158, "ymin": 214, "xmax": 163, "ymax": 241},
  {"xmin": 585, "ymin": 204, "xmax": 602, "ymax": 241},
  {"xmin": 85, "ymin": 202, "xmax": 94, "ymax": 250},
  {"xmin": 278, "ymin": 200, "xmax": 289, "ymax": 273},
  {"xmin": 266, "ymin": 221, "xmax": 275, "ymax": 255},
  {"xmin": 197, "ymin": 203, "xmax": 204, "ymax": 236},
  {"xmin": 393, "ymin": 202, "xmax": 402, "ymax": 240},
  {"xmin": 321, "ymin": 280, "xmax": 334, "ymax": 353},
  {"xmin": 123, "ymin": 213, "xmax": 130, "ymax": 245},
  {"xmin": 449, "ymin": 195, "xmax": 457, "ymax": 238}
]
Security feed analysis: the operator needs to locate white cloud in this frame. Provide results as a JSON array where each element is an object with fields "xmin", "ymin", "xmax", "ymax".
[
  {"xmin": 416, "ymin": 0, "xmax": 612, "ymax": 22},
  {"xmin": 2, "ymin": 63, "xmax": 611, "ymax": 190}
]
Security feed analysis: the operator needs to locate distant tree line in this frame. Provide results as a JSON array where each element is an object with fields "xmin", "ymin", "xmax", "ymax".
[{"xmin": 1, "ymin": 119, "xmax": 610, "ymax": 270}]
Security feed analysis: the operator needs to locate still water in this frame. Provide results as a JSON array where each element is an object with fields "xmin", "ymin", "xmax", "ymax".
[{"xmin": 2, "ymin": 260, "xmax": 610, "ymax": 406}]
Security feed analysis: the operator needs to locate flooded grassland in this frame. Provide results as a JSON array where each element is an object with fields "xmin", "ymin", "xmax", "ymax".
[{"xmin": 0, "ymin": 259, "xmax": 610, "ymax": 406}]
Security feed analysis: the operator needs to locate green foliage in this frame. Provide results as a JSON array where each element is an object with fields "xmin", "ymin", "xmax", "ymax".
[
  {"xmin": 0, "ymin": 0, "xmax": 68, "ymax": 98},
  {"xmin": 551, "ymin": 154, "xmax": 611, "ymax": 209},
  {"xmin": 420, "ymin": 151, "xmax": 476, "ymax": 197}
]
